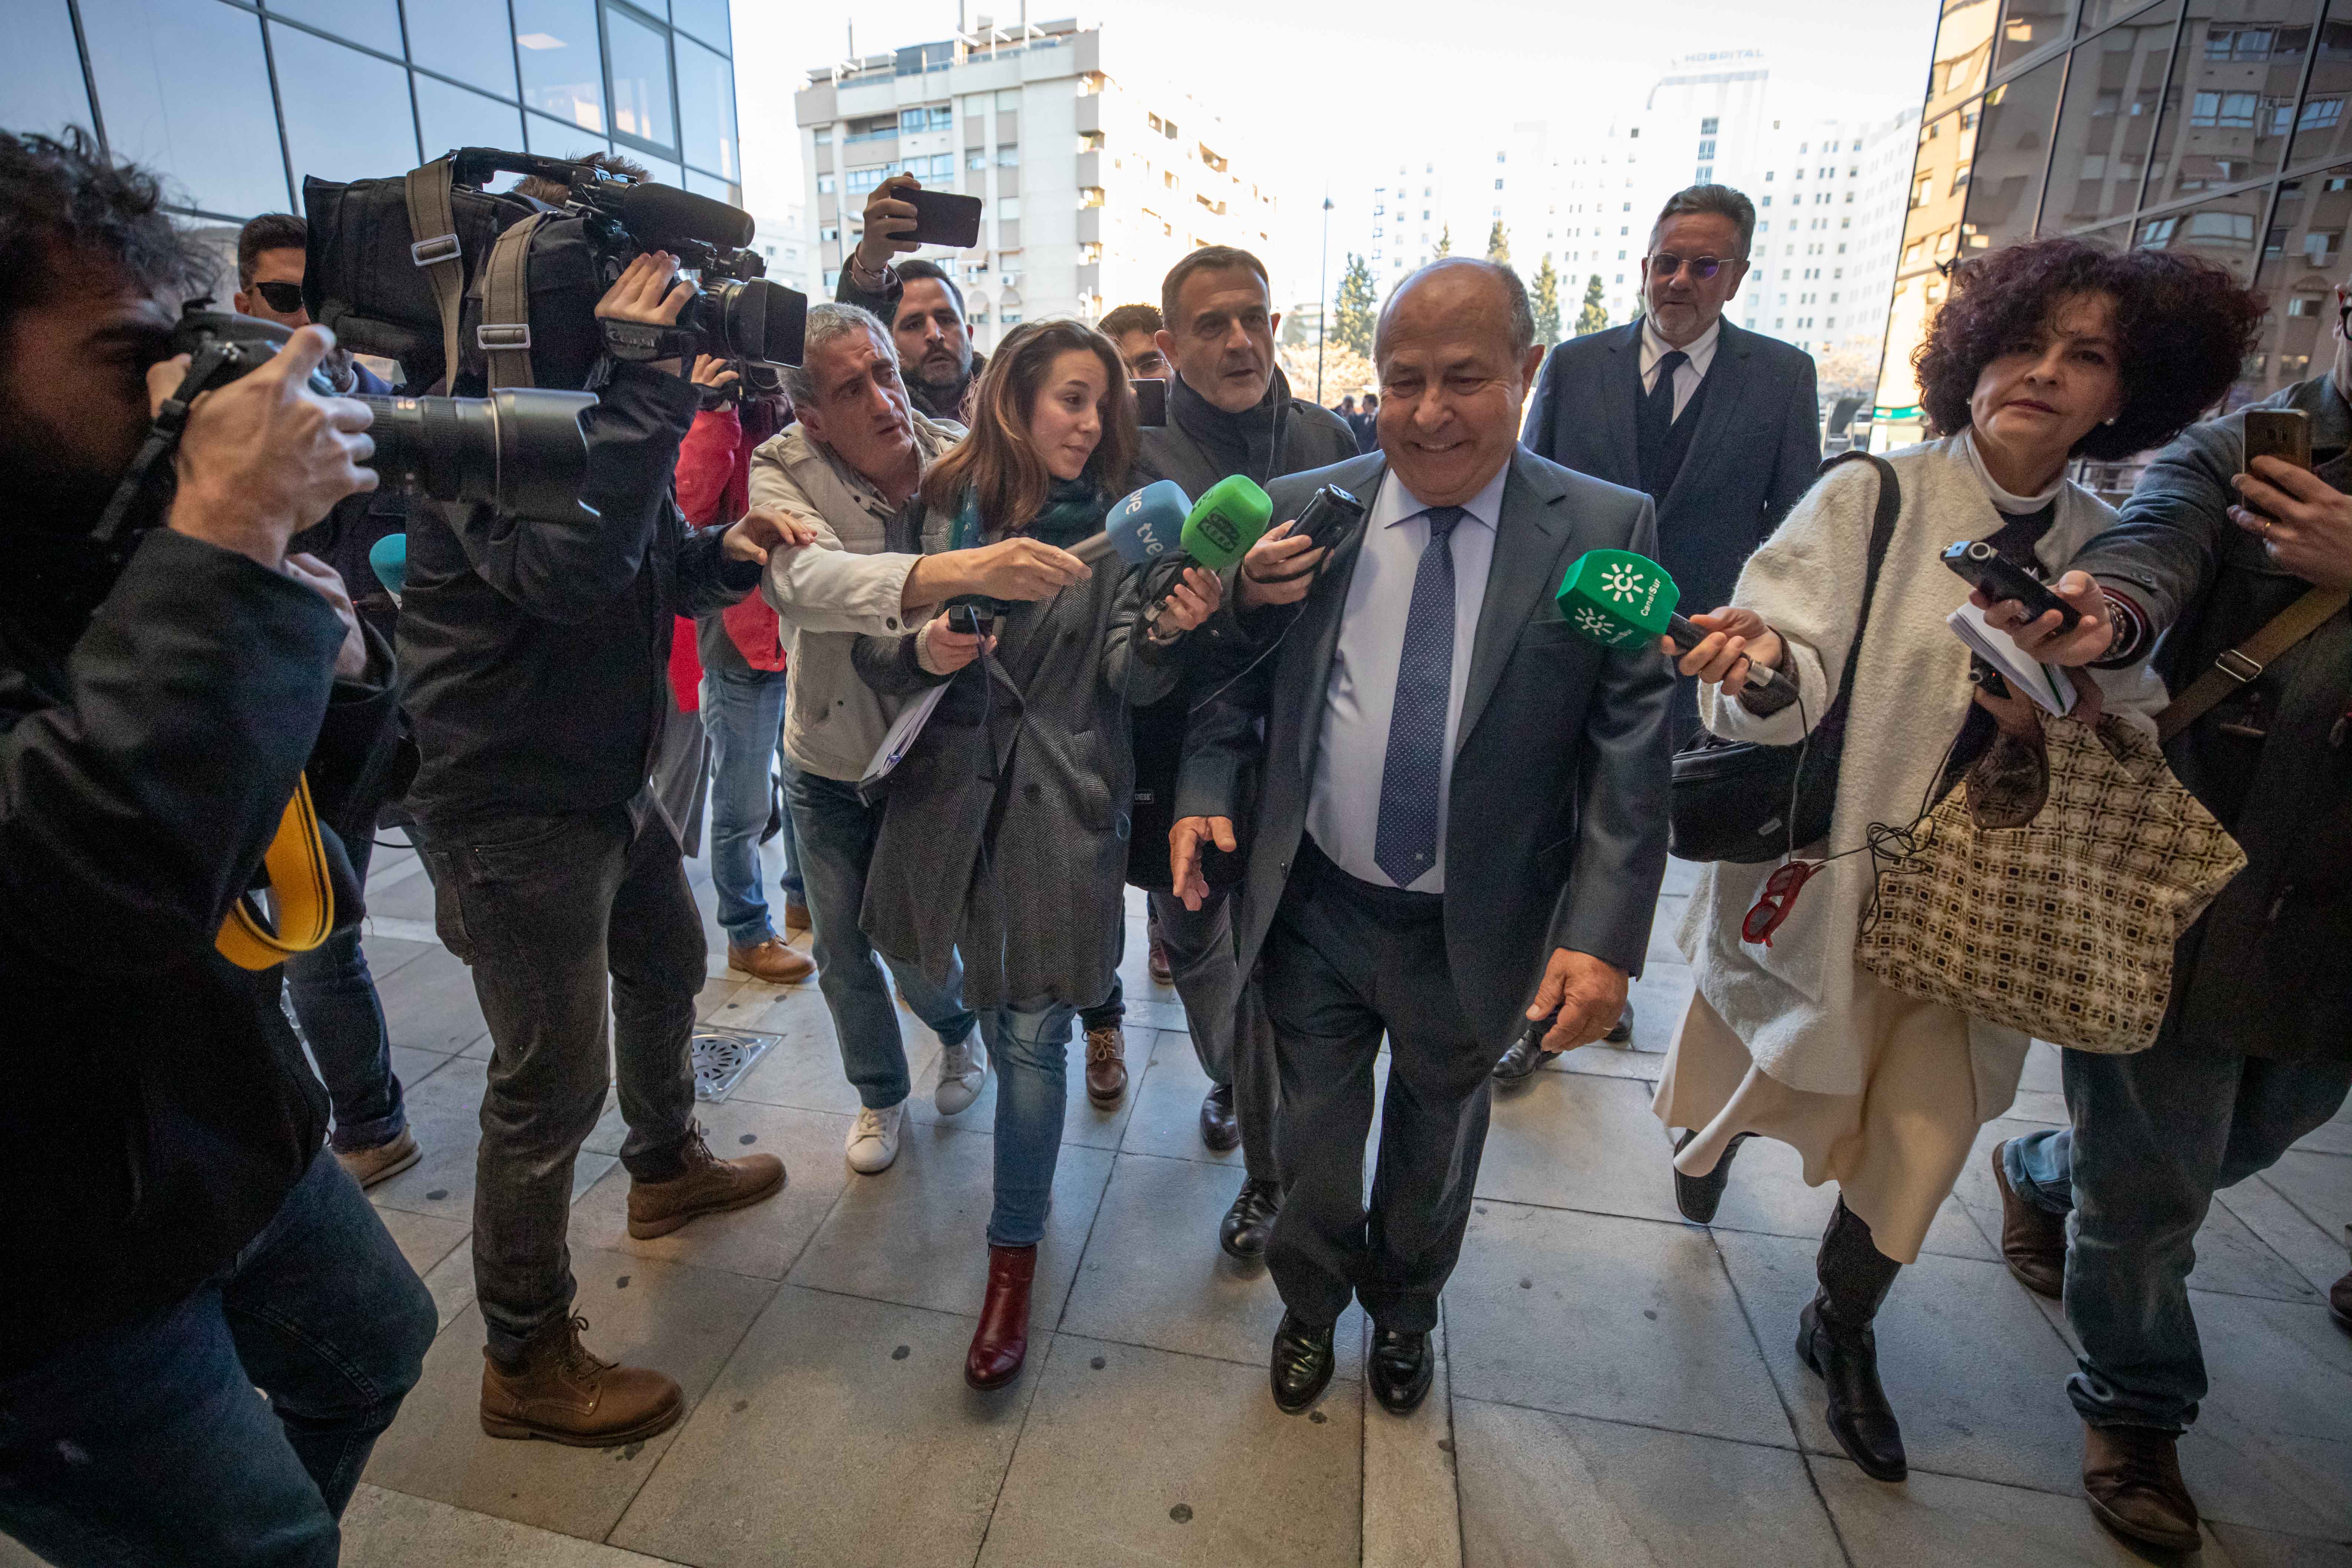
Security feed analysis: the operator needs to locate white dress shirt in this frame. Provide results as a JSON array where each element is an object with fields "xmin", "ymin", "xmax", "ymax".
[
  {"xmin": 1639, "ymin": 315, "xmax": 1720, "ymax": 423},
  {"xmin": 1305, "ymin": 463, "xmax": 1508, "ymax": 893}
]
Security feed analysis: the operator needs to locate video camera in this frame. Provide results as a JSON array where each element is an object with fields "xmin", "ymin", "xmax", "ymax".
[{"xmin": 303, "ymin": 148, "xmax": 806, "ymax": 394}]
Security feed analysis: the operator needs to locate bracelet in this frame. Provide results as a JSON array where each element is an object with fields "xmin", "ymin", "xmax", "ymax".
[{"xmin": 846, "ymin": 252, "xmax": 894, "ymax": 293}]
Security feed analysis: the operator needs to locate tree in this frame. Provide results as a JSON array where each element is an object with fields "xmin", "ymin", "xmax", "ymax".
[
  {"xmin": 1574, "ymin": 273, "xmax": 1609, "ymax": 336},
  {"xmin": 1485, "ymin": 220, "xmax": 1510, "ymax": 264},
  {"xmin": 1530, "ymin": 255, "xmax": 1562, "ymax": 346},
  {"xmin": 1433, "ymin": 225, "xmax": 1452, "ymax": 258},
  {"xmin": 1331, "ymin": 252, "xmax": 1377, "ymax": 358}
]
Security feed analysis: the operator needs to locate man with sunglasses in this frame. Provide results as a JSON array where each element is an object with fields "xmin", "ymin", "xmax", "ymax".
[
  {"xmin": 233, "ymin": 214, "xmax": 387, "ymax": 396},
  {"xmin": 1505, "ymin": 184, "xmax": 1819, "ymax": 1068}
]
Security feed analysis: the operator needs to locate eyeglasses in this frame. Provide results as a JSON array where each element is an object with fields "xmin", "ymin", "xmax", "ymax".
[
  {"xmin": 251, "ymin": 279, "xmax": 306, "ymax": 313},
  {"xmin": 1740, "ymin": 859, "xmax": 1820, "ymax": 948},
  {"xmin": 1648, "ymin": 253, "xmax": 1731, "ymax": 282}
]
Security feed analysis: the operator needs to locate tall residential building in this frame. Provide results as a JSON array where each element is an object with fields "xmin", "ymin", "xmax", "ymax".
[
  {"xmin": 1744, "ymin": 106, "xmax": 1921, "ymax": 387},
  {"xmin": 752, "ymin": 206, "xmax": 811, "ymax": 285},
  {"xmin": 9, "ymin": 0, "xmax": 744, "ymax": 240},
  {"xmin": 795, "ymin": 20, "xmax": 1279, "ymax": 354},
  {"xmin": 1876, "ymin": 0, "xmax": 2352, "ymax": 451}
]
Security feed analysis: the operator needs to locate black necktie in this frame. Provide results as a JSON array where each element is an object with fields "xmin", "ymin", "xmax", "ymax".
[{"xmin": 1636, "ymin": 349, "xmax": 1688, "ymax": 499}]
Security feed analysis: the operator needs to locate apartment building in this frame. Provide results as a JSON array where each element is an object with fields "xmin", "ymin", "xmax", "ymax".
[
  {"xmin": 1745, "ymin": 107, "xmax": 1921, "ymax": 378},
  {"xmin": 794, "ymin": 19, "xmax": 1278, "ymax": 352}
]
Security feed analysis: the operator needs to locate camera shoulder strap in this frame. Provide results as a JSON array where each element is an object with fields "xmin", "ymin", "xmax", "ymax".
[
  {"xmin": 403, "ymin": 157, "xmax": 466, "ymax": 395},
  {"xmin": 2155, "ymin": 585, "xmax": 2349, "ymax": 743},
  {"xmin": 479, "ymin": 214, "xmax": 548, "ymax": 391}
]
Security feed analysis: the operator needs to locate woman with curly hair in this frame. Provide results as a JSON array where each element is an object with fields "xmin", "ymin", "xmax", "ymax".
[{"xmin": 1651, "ymin": 237, "xmax": 2265, "ymax": 1483}]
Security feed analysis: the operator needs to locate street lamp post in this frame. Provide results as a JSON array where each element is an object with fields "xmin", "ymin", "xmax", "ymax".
[{"xmin": 1315, "ymin": 194, "xmax": 1333, "ymax": 404}]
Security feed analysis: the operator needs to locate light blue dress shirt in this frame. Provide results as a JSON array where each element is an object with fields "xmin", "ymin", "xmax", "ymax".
[{"xmin": 1305, "ymin": 462, "xmax": 1508, "ymax": 893}]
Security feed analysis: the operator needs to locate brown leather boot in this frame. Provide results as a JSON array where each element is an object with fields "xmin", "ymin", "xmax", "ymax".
[
  {"xmin": 480, "ymin": 1315, "xmax": 683, "ymax": 1447},
  {"xmin": 1990, "ymin": 1140, "xmax": 2065, "ymax": 1299},
  {"xmin": 729, "ymin": 937, "xmax": 815, "ymax": 984},
  {"xmin": 627, "ymin": 1125, "xmax": 786, "ymax": 1239},
  {"xmin": 966, "ymin": 1244, "xmax": 1038, "ymax": 1390},
  {"xmin": 1083, "ymin": 1023, "xmax": 1127, "ymax": 1107},
  {"xmin": 2082, "ymin": 1423, "xmax": 2201, "ymax": 1552}
]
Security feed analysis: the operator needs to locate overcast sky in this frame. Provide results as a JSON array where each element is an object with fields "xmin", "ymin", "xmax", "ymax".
[{"xmin": 732, "ymin": 0, "xmax": 1941, "ymax": 286}]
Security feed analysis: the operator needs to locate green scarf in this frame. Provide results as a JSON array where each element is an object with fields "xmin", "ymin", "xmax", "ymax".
[{"xmin": 952, "ymin": 477, "xmax": 1103, "ymax": 553}]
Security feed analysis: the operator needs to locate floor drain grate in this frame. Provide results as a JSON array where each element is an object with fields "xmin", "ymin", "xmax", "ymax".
[{"xmin": 692, "ymin": 1027, "xmax": 779, "ymax": 1102}]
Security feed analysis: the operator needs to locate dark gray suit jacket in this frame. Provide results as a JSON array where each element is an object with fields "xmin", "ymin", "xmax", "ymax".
[
  {"xmin": 1174, "ymin": 448, "xmax": 1675, "ymax": 1046},
  {"xmin": 1522, "ymin": 319, "xmax": 1820, "ymax": 619}
]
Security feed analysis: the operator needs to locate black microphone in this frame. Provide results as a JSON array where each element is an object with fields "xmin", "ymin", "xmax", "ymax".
[{"xmin": 618, "ymin": 181, "xmax": 755, "ymax": 251}]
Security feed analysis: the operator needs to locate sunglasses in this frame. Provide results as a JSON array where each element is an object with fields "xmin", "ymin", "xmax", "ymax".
[
  {"xmin": 1741, "ymin": 859, "xmax": 1821, "ymax": 948},
  {"xmin": 1648, "ymin": 253, "xmax": 1731, "ymax": 282},
  {"xmin": 251, "ymin": 279, "xmax": 306, "ymax": 313}
]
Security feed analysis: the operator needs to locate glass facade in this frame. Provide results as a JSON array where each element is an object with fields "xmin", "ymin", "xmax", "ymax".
[
  {"xmin": 1877, "ymin": 0, "xmax": 2351, "ymax": 444},
  {"xmin": 12, "ymin": 0, "xmax": 739, "ymax": 225}
]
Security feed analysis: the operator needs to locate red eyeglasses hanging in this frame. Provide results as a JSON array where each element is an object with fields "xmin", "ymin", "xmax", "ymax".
[{"xmin": 1741, "ymin": 858, "xmax": 1823, "ymax": 948}]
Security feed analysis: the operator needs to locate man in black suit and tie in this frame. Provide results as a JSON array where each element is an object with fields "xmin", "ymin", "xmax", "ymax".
[
  {"xmin": 1521, "ymin": 184, "xmax": 1820, "ymax": 747},
  {"xmin": 1170, "ymin": 260, "xmax": 1673, "ymax": 1417}
]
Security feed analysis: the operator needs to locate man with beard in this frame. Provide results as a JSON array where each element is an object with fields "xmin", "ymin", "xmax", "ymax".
[
  {"xmin": 0, "ymin": 129, "xmax": 436, "ymax": 1564},
  {"xmin": 837, "ymin": 175, "xmax": 983, "ymax": 421}
]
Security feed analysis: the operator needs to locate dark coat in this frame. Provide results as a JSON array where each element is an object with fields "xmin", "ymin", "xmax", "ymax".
[
  {"xmin": 853, "ymin": 504, "xmax": 1178, "ymax": 1010},
  {"xmin": 397, "ymin": 362, "xmax": 760, "ymax": 828},
  {"xmin": 1521, "ymin": 319, "xmax": 1821, "ymax": 618},
  {"xmin": 1123, "ymin": 369, "xmax": 1361, "ymax": 890},
  {"xmin": 2073, "ymin": 373, "xmax": 2352, "ymax": 1064},
  {"xmin": 1175, "ymin": 448, "xmax": 1676, "ymax": 1046},
  {"xmin": 1, "ymin": 527, "xmax": 398, "ymax": 1376}
]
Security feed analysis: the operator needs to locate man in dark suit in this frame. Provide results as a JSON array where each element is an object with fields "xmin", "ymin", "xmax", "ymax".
[
  {"xmin": 1521, "ymin": 184, "xmax": 1820, "ymax": 747},
  {"xmin": 1170, "ymin": 260, "xmax": 1674, "ymax": 1417}
]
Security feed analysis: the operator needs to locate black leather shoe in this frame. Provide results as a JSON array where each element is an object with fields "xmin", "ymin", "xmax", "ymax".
[
  {"xmin": 1671, "ymin": 1129, "xmax": 1750, "ymax": 1225},
  {"xmin": 1199, "ymin": 1083, "xmax": 1240, "ymax": 1152},
  {"xmin": 1368, "ymin": 1326, "xmax": 1434, "ymax": 1415},
  {"xmin": 1220, "ymin": 1176, "xmax": 1281, "ymax": 1260},
  {"xmin": 1492, "ymin": 1016, "xmax": 1548, "ymax": 1085},
  {"xmin": 1269, "ymin": 1310, "xmax": 1336, "ymax": 1413},
  {"xmin": 1604, "ymin": 1002, "xmax": 1634, "ymax": 1044},
  {"xmin": 1797, "ymin": 1297, "xmax": 1908, "ymax": 1481}
]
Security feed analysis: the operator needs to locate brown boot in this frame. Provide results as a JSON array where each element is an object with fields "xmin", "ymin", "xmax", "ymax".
[
  {"xmin": 334, "ymin": 1128, "xmax": 421, "ymax": 1190},
  {"xmin": 966, "ymin": 1244, "xmax": 1038, "ymax": 1390},
  {"xmin": 480, "ymin": 1315, "xmax": 683, "ymax": 1447},
  {"xmin": 2082, "ymin": 1423, "xmax": 2202, "ymax": 1553},
  {"xmin": 1991, "ymin": 1140, "xmax": 2066, "ymax": 1299},
  {"xmin": 2329, "ymin": 1268, "xmax": 2350, "ymax": 1335},
  {"xmin": 1083, "ymin": 1023, "xmax": 1128, "ymax": 1107},
  {"xmin": 627, "ymin": 1125, "xmax": 786, "ymax": 1239},
  {"xmin": 729, "ymin": 937, "xmax": 814, "ymax": 984}
]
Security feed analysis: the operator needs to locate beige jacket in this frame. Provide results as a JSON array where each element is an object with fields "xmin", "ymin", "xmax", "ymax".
[{"xmin": 748, "ymin": 412, "xmax": 962, "ymax": 782}]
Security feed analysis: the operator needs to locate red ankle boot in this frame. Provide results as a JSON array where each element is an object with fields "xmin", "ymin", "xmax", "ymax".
[{"xmin": 966, "ymin": 1244, "xmax": 1038, "ymax": 1390}]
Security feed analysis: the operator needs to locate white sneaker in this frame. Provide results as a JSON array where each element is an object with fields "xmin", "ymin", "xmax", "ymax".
[
  {"xmin": 934, "ymin": 1031, "xmax": 988, "ymax": 1116},
  {"xmin": 845, "ymin": 1102, "xmax": 904, "ymax": 1174}
]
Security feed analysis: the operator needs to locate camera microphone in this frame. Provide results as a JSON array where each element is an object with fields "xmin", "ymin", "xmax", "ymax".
[{"xmin": 615, "ymin": 181, "xmax": 755, "ymax": 251}]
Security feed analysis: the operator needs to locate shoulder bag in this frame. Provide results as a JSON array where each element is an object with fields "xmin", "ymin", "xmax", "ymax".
[{"xmin": 1668, "ymin": 452, "xmax": 1901, "ymax": 864}]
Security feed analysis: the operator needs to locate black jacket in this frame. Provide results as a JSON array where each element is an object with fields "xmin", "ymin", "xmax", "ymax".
[
  {"xmin": 1122, "ymin": 369, "xmax": 1360, "ymax": 889},
  {"xmin": 2074, "ymin": 374, "xmax": 2352, "ymax": 1064},
  {"xmin": 1, "ymin": 527, "xmax": 398, "ymax": 1376},
  {"xmin": 397, "ymin": 362, "xmax": 761, "ymax": 827}
]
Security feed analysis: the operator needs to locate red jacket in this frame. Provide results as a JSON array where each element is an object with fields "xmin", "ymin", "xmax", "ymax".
[{"xmin": 674, "ymin": 398, "xmax": 792, "ymax": 683}]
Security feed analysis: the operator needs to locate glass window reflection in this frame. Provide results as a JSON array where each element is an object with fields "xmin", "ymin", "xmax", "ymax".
[
  {"xmin": 408, "ymin": 0, "xmax": 520, "ymax": 101},
  {"xmin": 272, "ymin": 24, "xmax": 420, "ymax": 188},
  {"xmin": 2133, "ymin": 189, "xmax": 2268, "ymax": 279},
  {"xmin": 2146, "ymin": 0, "xmax": 2317, "ymax": 200},
  {"xmin": 525, "ymin": 111, "xmax": 607, "ymax": 160},
  {"xmin": 1995, "ymin": 0, "xmax": 2074, "ymax": 72},
  {"xmin": 684, "ymin": 167, "xmax": 742, "ymax": 207},
  {"xmin": 2250, "ymin": 167, "xmax": 2352, "ymax": 403},
  {"xmin": 677, "ymin": 36, "xmax": 736, "ymax": 177},
  {"xmin": 266, "ymin": 0, "xmax": 404, "ymax": 58},
  {"xmin": 2288, "ymin": 6, "xmax": 2352, "ymax": 168},
  {"xmin": 4, "ymin": 0, "xmax": 93, "ymax": 140},
  {"xmin": 416, "ymin": 74, "xmax": 525, "ymax": 160},
  {"xmin": 516, "ymin": 0, "xmax": 606, "ymax": 134},
  {"xmin": 80, "ymin": 0, "xmax": 289, "ymax": 217},
  {"xmin": 671, "ymin": 0, "xmax": 730, "ymax": 52},
  {"xmin": 1966, "ymin": 55, "xmax": 2066, "ymax": 249},
  {"xmin": 2040, "ymin": 4, "xmax": 2180, "ymax": 232},
  {"xmin": 607, "ymin": 4, "xmax": 677, "ymax": 152},
  {"xmin": 1928, "ymin": 0, "xmax": 1998, "ymax": 120}
]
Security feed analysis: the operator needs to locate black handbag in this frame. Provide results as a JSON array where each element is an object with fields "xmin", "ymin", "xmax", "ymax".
[{"xmin": 1667, "ymin": 452, "xmax": 1901, "ymax": 864}]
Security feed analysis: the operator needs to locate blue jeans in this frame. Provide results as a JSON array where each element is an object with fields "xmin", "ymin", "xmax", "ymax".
[
  {"xmin": 2003, "ymin": 1025, "xmax": 2352, "ymax": 1432},
  {"xmin": 284, "ymin": 832, "xmax": 407, "ymax": 1153},
  {"xmin": 0, "ymin": 1150, "xmax": 436, "ymax": 1567},
  {"xmin": 784, "ymin": 767, "xmax": 976, "ymax": 1110},
  {"xmin": 985, "ymin": 1001, "xmax": 1080, "ymax": 1247},
  {"xmin": 700, "ymin": 667, "xmax": 803, "ymax": 949}
]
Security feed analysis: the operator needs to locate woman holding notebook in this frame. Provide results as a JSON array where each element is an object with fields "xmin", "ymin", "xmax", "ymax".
[{"xmin": 1651, "ymin": 237, "xmax": 2262, "ymax": 1483}]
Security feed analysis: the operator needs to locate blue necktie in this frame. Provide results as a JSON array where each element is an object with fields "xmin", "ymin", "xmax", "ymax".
[{"xmin": 1374, "ymin": 505, "xmax": 1466, "ymax": 887}]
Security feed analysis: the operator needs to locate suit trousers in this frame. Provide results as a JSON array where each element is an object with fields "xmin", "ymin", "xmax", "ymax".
[{"xmin": 1262, "ymin": 839, "xmax": 1494, "ymax": 1333}]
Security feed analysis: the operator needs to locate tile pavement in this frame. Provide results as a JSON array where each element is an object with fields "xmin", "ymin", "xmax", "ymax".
[{"xmin": 3, "ymin": 845, "xmax": 2346, "ymax": 1568}]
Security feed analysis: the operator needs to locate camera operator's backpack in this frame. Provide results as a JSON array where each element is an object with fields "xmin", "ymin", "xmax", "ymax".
[{"xmin": 304, "ymin": 154, "xmax": 604, "ymax": 393}]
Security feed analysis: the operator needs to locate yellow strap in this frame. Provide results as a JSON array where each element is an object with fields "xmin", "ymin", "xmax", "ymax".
[{"xmin": 214, "ymin": 778, "xmax": 336, "ymax": 970}]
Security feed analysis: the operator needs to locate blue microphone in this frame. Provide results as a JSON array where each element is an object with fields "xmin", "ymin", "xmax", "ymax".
[
  {"xmin": 368, "ymin": 533, "xmax": 408, "ymax": 602},
  {"xmin": 1071, "ymin": 479, "xmax": 1190, "ymax": 569}
]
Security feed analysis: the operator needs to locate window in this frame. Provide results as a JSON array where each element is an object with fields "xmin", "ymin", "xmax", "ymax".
[
  {"xmin": 819, "ymin": 224, "xmax": 839, "ymax": 242},
  {"xmin": 2289, "ymin": 295, "xmax": 2324, "ymax": 315},
  {"xmin": 270, "ymin": 24, "xmax": 420, "ymax": 188},
  {"xmin": 998, "ymin": 145, "xmax": 1020, "ymax": 167},
  {"xmin": 672, "ymin": 0, "xmax": 730, "ymax": 50},
  {"xmin": 270, "ymin": 0, "xmax": 403, "ymax": 56},
  {"xmin": 605, "ymin": 4, "xmax": 676, "ymax": 152},
  {"xmin": 416, "ymin": 74, "xmax": 524, "ymax": 161},
  {"xmin": 408, "ymin": 0, "xmax": 520, "ymax": 98},
  {"xmin": 80, "ymin": 0, "xmax": 288, "ymax": 216},
  {"xmin": 677, "ymin": 36, "xmax": 738, "ymax": 178},
  {"xmin": 2191, "ymin": 90, "xmax": 2261, "ymax": 129},
  {"xmin": 1695, "ymin": 166, "xmax": 1712, "ymax": 182},
  {"xmin": 1697, "ymin": 138, "xmax": 1716, "ymax": 159},
  {"xmin": 816, "ymin": 173, "xmax": 837, "ymax": 195},
  {"xmin": 514, "ymin": 0, "xmax": 607, "ymax": 134},
  {"xmin": 1495, "ymin": 178, "xmax": 1504, "ymax": 189},
  {"xmin": 1701, "ymin": 116, "xmax": 1719, "ymax": 134},
  {"xmin": 2, "ymin": 0, "xmax": 88, "ymax": 140},
  {"xmin": 2303, "ymin": 98, "xmax": 2346, "ymax": 131},
  {"xmin": 815, "ymin": 127, "xmax": 833, "ymax": 145},
  {"xmin": 1000, "ymin": 312, "xmax": 1022, "ymax": 325},
  {"xmin": 969, "ymin": 149, "xmax": 986, "ymax": 171}
]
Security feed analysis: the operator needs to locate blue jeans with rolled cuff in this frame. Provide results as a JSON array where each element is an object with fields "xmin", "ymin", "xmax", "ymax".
[
  {"xmin": 984, "ymin": 1000, "xmax": 1081, "ymax": 1247},
  {"xmin": 284, "ymin": 831, "xmax": 408, "ymax": 1153},
  {"xmin": 700, "ymin": 666, "xmax": 804, "ymax": 949}
]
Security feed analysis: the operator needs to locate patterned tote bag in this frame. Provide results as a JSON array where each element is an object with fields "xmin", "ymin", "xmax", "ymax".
[{"xmin": 1857, "ymin": 714, "xmax": 2247, "ymax": 1054}]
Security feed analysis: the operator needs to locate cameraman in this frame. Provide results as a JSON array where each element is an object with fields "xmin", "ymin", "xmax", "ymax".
[
  {"xmin": 398, "ymin": 248, "xmax": 795, "ymax": 1446},
  {"xmin": 0, "ymin": 131, "xmax": 434, "ymax": 1565}
]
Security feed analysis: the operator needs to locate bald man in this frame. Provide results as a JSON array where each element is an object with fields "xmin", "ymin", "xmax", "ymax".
[{"xmin": 1170, "ymin": 260, "xmax": 1674, "ymax": 1417}]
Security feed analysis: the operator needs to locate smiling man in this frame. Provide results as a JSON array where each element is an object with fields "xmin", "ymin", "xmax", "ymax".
[{"xmin": 1169, "ymin": 259, "xmax": 1673, "ymax": 1419}]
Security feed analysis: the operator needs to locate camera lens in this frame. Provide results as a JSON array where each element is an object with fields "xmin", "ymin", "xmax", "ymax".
[
  {"xmin": 699, "ymin": 277, "xmax": 807, "ymax": 367},
  {"xmin": 359, "ymin": 389, "xmax": 597, "ymax": 522}
]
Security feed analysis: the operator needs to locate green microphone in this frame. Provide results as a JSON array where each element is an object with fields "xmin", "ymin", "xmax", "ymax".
[
  {"xmin": 1181, "ymin": 473, "xmax": 1274, "ymax": 569},
  {"xmin": 1555, "ymin": 548, "xmax": 1791, "ymax": 695}
]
